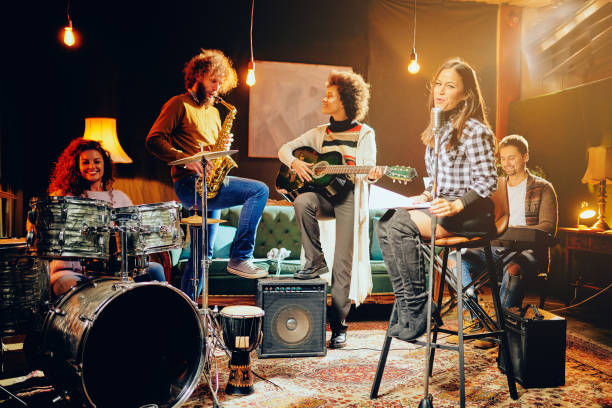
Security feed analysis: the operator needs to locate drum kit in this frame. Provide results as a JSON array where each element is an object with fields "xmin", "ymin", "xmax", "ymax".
[{"xmin": 0, "ymin": 149, "xmax": 265, "ymax": 407}]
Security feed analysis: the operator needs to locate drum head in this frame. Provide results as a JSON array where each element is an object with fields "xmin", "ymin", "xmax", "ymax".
[{"xmin": 221, "ymin": 305, "xmax": 264, "ymax": 318}]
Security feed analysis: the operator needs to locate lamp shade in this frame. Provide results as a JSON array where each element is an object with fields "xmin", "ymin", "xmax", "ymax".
[
  {"xmin": 82, "ymin": 117, "xmax": 133, "ymax": 163},
  {"xmin": 581, "ymin": 145, "xmax": 612, "ymax": 185}
]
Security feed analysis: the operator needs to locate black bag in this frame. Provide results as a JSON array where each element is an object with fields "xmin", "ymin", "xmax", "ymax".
[{"xmin": 498, "ymin": 305, "xmax": 566, "ymax": 388}]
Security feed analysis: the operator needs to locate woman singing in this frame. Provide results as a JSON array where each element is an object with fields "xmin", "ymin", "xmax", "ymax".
[
  {"xmin": 376, "ymin": 58, "xmax": 497, "ymax": 342},
  {"xmin": 47, "ymin": 138, "xmax": 166, "ymax": 297}
]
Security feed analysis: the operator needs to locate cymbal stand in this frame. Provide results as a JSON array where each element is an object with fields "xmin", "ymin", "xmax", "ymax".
[{"xmin": 191, "ymin": 156, "xmax": 224, "ymax": 408}]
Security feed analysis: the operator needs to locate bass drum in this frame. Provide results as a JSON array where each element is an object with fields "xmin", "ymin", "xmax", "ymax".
[{"xmin": 38, "ymin": 278, "xmax": 204, "ymax": 407}]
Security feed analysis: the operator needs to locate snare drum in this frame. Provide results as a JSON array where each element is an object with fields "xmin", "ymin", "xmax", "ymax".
[
  {"xmin": 27, "ymin": 196, "xmax": 112, "ymax": 260},
  {"xmin": 0, "ymin": 241, "xmax": 50, "ymax": 337},
  {"xmin": 112, "ymin": 201, "xmax": 183, "ymax": 256},
  {"xmin": 220, "ymin": 305, "xmax": 264, "ymax": 395}
]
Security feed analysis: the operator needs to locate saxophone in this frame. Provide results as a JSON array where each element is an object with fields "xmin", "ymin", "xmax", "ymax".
[{"xmin": 195, "ymin": 97, "xmax": 238, "ymax": 199}]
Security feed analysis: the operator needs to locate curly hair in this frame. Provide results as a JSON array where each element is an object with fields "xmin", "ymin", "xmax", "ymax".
[
  {"xmin": 183, "ymin": 49, "xmax": 238, "ymax": 94},
  {"xmin": 48, "ymin": 138, "xmax": 114, "ymax": 196},
  {"xmin": 327, "ymin": 71, "xmax": 371, "ymax": 122},
  {"xmin": 421, "ymin": 58, "xmax": 492, "ymax": 149}
]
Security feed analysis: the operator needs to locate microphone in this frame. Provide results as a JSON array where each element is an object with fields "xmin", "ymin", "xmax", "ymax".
[
  {"xmin": 430, "ymin": 107, "xmax": 444, "ymax": 200},
  {"xmin": 431, "ymin": 107, "xmax": 444, "ymax": 133}
]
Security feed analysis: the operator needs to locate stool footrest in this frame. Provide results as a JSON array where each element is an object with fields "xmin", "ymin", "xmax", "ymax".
[
  {"xmin": 437, "ymin": 328, "xmax": 504, "ymax": 341},
  {"xmin": 408, "ymin": 339, "xmax": 459, "ymax": 352}
]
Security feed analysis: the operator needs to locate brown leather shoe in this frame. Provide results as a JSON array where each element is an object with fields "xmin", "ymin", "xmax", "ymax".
[{"xmin": 294, "ymin": 263, "xmax": 328, "ymax": 280}]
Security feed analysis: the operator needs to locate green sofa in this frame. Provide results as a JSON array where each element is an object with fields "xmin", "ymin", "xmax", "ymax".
[{"xmin": 178, "ymin": 204, "xmax": 394, "ymax": 304}]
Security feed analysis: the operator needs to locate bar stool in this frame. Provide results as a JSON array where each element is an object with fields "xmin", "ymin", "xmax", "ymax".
[{"xmin": 370, "ymin": 179, "xmax": 518, "ymax": 407}]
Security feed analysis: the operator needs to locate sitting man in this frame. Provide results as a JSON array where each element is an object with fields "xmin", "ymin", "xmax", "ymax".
[{"xmin": 451, "ymin": 134, "xmax": 558, "ymax": 345}]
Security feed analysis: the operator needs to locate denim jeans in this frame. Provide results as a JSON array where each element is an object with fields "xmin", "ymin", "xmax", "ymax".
[
  {"xmin": 133, "ymin": 261, "xmax": 166, "ymax": 283},
  {"xmin": 454, "ymin": 247, "xmax": 535, "ymax": 309},
  {"xmin": 174, "ymin": 174, "xmax": 269, "ymax": 299}
]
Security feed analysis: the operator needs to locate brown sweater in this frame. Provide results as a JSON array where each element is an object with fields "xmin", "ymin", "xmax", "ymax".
[{"xmin": 146, "ymin": 93, "xmax": 221, "ymax": 182}]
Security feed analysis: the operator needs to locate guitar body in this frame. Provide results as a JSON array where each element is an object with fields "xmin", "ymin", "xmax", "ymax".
[{"xmin": 275, "ymin": 146, "xmax": 353, "ymax": 202}]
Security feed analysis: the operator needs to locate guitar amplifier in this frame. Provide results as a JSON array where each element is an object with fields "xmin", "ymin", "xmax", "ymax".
[
  {"xmin": 498, "ymin": 306, "xmax": 566, "ymax": 388},
  {"xmin": 256, "ymin": 277, "xmax": 327, "ymax": 358}
]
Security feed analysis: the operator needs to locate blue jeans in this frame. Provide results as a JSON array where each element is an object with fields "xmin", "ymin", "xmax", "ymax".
[
  {"xmin": 174, "ymin": 174, "xmax": 269, "ymax": 299},
  {"xmin": 454, "ymin": 247, "xmax": 536, "ymax": 309},
  {"xmin": 133, "ymin": 261, "xmax": 166, "ymax": 283}
]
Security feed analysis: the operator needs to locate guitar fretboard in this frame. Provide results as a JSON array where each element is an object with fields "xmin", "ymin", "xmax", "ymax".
[{"xmin": 315, "ymin": 165, "xmax": 387, "ymax": 175}]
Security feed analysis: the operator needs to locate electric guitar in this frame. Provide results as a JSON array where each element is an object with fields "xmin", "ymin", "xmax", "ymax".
[{"xmin": 275, "ymin": 146, "xmax": 417, "ymax": 202}]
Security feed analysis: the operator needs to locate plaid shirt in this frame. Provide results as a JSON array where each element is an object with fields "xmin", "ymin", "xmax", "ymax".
[{"xmin": 424, "ymin": 118, "xmax": 497, "ymax": 202}]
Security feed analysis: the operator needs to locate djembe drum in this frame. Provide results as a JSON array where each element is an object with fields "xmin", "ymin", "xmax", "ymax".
[{"xmin": 220, "ymin": 305, "xmax": 264, "ymax": 395}]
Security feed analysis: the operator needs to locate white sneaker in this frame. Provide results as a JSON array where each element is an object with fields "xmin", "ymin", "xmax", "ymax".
[{"xmin": 227, "ymin": 259, "xmax": 269, "ymax": 279}]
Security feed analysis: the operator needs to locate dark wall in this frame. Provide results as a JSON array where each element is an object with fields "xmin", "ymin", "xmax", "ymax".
[
  {"xmin": 367, "ymin": 0, "xmax": 497, "ymax": 196},
  {"xmin": 508, "ymin": 77, "xmax": 612, "ymax": 228},
  {"xmin": 2, "ymin": 0, "xmax": 498, "ymax": 235}
]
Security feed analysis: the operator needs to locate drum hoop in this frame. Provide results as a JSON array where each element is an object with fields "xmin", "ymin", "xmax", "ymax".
[
  {"xmin": 113, "ymin": 201, "xmax": 181, "ymax": 214},
  {"xmin": 0, "ymin": 243, "xmax": 27, "ymax": 252},
  {"xmin": 31, "ymin": 196, "xmax": 113, "ymax": 209}
]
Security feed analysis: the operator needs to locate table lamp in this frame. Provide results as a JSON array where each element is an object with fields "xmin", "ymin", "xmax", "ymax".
[
  {"xmin": 581, "ymin": 145, "xmax": 612, "ymax": 231},
  {"xmin": 82, "ymin": 117, "xmax": 133, "ymax": 163}
]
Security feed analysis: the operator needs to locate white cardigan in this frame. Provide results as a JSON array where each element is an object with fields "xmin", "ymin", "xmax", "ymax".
[{"xmin": 278, "ymin": 123, "xmax": 376, "ymax": 306}]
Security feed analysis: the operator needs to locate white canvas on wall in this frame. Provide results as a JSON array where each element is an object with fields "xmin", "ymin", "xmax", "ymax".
[{"xmin": 248, "ymin": 60, "xmax": 353, "ymax": 158}]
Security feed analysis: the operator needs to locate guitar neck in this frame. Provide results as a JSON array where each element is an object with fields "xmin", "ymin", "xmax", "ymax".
[{"xmin": 318, "ymin": 165, "xmax": 386, "ymax": 175}]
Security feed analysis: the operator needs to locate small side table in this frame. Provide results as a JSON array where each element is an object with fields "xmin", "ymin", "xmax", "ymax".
[{"xmin": 559, "ymin": 227, "xmax": 612, "ymax": 305}]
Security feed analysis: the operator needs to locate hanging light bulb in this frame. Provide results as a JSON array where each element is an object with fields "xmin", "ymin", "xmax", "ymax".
[
  {"xmin": 246, "ymin": 0, "xmax": 257, "ymax": 87},
  {"xmin": 62, "ymin": 1, "xmax": 77, "ymax": 47},
  {"xmin": 407, "ymin": 0, "xmax": 420, "ymax": 75},
  {"xmin": 63, "ymin": 21, "xmax": 75, "ymax": 47},
  {"xmin": 246, "ymin": 60, "xmax": 256, "ymax": 87},
  {"xmin": 408, "ymin": 49, "xmax": 420, "ymax": 74}
]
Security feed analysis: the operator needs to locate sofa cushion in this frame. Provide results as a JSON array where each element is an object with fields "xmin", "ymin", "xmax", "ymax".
[
  {"xmin": 370, "ymin": 216, "xmax": 383, "ymax": 261},
  {"xmin": 369, "ymin": 209, "xmax": 387, "ymax": 261},
  {"xmin": 219, "ymin": 206, "xmax": 301, "ymax": 260},
  {"xmin": 213, "ymin": 225, "xmax": 237, "ymax": 258}
]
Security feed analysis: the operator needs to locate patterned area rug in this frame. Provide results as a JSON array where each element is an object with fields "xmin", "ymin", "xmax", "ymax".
[{"xmin": 183, "ymin": 321, "xmax": 612, "ymax": 408}]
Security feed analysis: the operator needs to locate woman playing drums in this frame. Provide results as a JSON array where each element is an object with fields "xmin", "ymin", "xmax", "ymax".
[{"xmin": 47, "ymin": 138, "xmax": 166, "ymax": 297}]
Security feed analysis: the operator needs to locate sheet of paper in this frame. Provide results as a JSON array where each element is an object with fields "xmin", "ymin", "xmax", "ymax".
[{"xmin": 369, "ymin": 185, "xmax": 431, "ymax": 209}]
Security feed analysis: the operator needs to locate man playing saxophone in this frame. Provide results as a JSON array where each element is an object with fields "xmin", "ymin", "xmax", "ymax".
[{"xmin": 146, "ymin": 49, "xmax": 269, "ymax": 300}]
